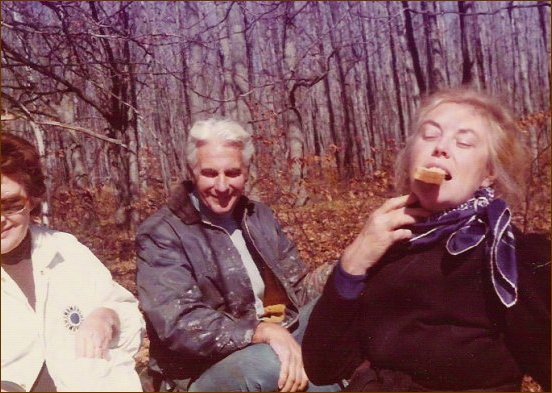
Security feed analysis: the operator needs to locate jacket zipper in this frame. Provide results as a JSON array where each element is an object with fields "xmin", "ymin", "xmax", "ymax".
[
  {"xmin": 199, "ymin": 218, "xmax": 262, "ymax": 318},
  {"xmin": 241, "ymin": 214, "xmax": 301, "ymax": 327},
  {"xmin": 199, "ymin": 210, "xmax": 301, "ymax": 327}
]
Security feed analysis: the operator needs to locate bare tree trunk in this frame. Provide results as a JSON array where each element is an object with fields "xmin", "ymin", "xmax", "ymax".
[
  {"xmin": 122, "ymin": 7, "xmax": 141, "ymax": 228},
  {"xmin": 359, "ymin": 2, "xmax": 375, "ymax": 173},
  {"xmin": 537, "ymin": 0, "xmax": 551, "ymax": 89},
  {"xmin": 216, "ymin": 2, "xmax": 250, "ymax": 122},
  {"xmin": 327, "ymin": 2, "xmax": 355, "ymax": 178},
  {"xmin": 509, "ymin": 2, "xmax": 533, "ymax": 117},
  {"xmin": 89, "ymin": 2, "xmax": 134, "ymax": 228},
  {"xmin": 472, "ymin": 10, "xmax": 487, "ymax": 89},
  {"xmin": 387, "ymin": 13, "xmax": 406, "ymax": 141},
  {"xmin": 310, "ymin": 96, "xmax": 324, "ymax": 177},
  {"xmin": 28, "ymin": 121, "xmax": 51, "ymax": 226},
  {"xmin": 54, "ymin": 95, "xmax": 89, "ymax": 189},
  {"xmin": 421, "ymin": 1, "xmax": 446, "ymax": 92},
  {"xmin": 283, "ymin": 2, "xmax": 308, "ymax": 206},
  {"xmin": 393, "ymin": 2, "xmax": 421, "ymax": 115},
  {"xmin": 458, "ymin": 1, "xmax": 474, "ymax": 85},
  {"xmin": 435, "ymin": 2, "xmax": 452, "ymax": 85},
  {"xmin": 313, "ymin": 3, "xmax": 341, "ymax": 176},
  {"xmin": 401, "ymin": 1, "xmax": 426, "ymax": 95},
  {"xmin": 508, "ymin": 2, "xmax": 539, "ymax": 167},
  {"xmin": 176, "ymin": 3, "xmax": 194, "ymax": 142}
]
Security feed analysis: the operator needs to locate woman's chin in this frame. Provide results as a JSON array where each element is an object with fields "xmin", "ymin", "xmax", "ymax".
[
  {"xmin": 412, "ymin": 185, "xmax": 455, "ymax": 212},
  {"xmin": 417, "ymin": 194, "xmax": 453, "ymax": 213},
  {"xmin": 0, "ymin": 227, "xmax": 27, "ymax": 254},
  {"xmin": 1, "ymin": 239, "xmax": 18, "ymax": 255}
]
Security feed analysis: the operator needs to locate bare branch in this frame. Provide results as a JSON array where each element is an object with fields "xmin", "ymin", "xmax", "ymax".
[
  {"xmin": 37, "ymin": 120, "xmax": 130, "ymax": 150},
  {"xmin": 2, "ymin": 98, "xmax": 129, "ymax": 149},
  {"xmin": 403, "ymin": 2, "xmax": 549, "ymax": 17}
]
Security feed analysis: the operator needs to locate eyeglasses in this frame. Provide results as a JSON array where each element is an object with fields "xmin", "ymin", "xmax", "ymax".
[{"xmin": 1, "ymin": 197, "xmax": 30, "ymax": 217}]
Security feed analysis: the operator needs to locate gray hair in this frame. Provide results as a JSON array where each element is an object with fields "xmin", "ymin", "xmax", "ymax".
[{"xmin": 185, "ymin": 118, "xmax": 255, "ymax": 168}]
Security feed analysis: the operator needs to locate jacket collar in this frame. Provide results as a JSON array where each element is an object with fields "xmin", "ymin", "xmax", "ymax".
[
  {"xmin": 30, "ymin": 225, "xmax": 64, "ymax": 271},
  {"xmin": 2, "ymin": 226, "xmax": 66, "ymax": 283},
  {"xmin": 167, "ymin": 181, "xmax": 253, "ymax": 225}
]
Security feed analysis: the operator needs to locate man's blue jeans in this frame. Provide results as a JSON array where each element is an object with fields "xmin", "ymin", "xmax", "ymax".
[{"xmin": 187, "ymin": 298, "xmax": 341, "ymax": 392}]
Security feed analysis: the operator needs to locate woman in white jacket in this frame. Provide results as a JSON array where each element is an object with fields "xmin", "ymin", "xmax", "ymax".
[{"xmin": 1, "ymin": 133, "xmax": 144, "ymax": 392}]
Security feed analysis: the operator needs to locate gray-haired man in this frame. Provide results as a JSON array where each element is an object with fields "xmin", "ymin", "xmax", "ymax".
[{"xmin": 136, "ymin": 118, "xmax": 339, "ymax": 392}]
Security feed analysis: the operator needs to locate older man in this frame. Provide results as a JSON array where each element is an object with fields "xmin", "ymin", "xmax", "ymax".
[{"xmin": 136, "ymin": 119, "xmax": 338, "ymax": 392}]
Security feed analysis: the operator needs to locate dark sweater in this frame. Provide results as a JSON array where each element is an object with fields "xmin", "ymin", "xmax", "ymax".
[{"xmin": 302, "ymin": 232, "xmax": 551, "ymax": 391}]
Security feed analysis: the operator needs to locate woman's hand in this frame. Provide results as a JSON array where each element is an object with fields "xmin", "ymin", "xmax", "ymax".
[
  {"xmin": 75, "ymin": 307, "xmax": 120, "ymax": 359},
  {"xmin": 341, "ymin": 193, "xmax": 431, "ymax": 275},
  {"xmin": 252, "ymin": 322, "xmax": 309, "ymax": 392}
]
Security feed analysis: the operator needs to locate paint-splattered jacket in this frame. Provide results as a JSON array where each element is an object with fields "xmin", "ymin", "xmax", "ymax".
[{"xmin": 136, "ymin": 181, "xmax": 318, "ymax": 380}]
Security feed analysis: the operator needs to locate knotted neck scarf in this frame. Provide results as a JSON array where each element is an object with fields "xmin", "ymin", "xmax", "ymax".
[{"xmin": 403, "ymin": 187, "xmax": 517, "ymax": 308}]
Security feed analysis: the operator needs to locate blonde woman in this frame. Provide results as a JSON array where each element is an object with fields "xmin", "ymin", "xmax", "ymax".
[{"xmin": 303, "ymin": 88, "xmax": 550, "ymax": 391}]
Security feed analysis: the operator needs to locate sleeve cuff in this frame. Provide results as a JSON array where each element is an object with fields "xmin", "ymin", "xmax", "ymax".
[{"xmin": 334, "ymin": 262, "xmax": 367, "ymax": 300}]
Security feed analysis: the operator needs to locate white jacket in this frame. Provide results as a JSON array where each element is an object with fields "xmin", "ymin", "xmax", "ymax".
[{"xmin": 1, "ymin": 226, "xmax": 145, "ymax": 392}]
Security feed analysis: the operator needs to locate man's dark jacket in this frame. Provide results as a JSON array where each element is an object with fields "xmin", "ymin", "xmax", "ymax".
[{"xmin": 136, "ymin": 181, "xmax": 318, "ymax": 380}]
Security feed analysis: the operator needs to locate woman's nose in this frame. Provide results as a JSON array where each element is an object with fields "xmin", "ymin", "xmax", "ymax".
[
  {"xmin": 432, "ymin": 138, "xmax": 450, "ymax": 158},
  {"xmin": 214, "ymin": 175, "xmax": 229, "ymax": 192}
]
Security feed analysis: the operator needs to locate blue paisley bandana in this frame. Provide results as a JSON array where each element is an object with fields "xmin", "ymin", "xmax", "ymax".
[{"xmin": 405, "ymin": 187, "xmax": 517, "ymax": 308}]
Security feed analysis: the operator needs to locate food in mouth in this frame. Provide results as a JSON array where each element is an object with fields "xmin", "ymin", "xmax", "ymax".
[{"xmin": 414, "ymin": 166, "xmax": 447, "ymax": 185}]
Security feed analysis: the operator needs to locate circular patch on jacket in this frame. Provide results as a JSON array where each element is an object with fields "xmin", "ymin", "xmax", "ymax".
[{"xmin": 63, "ymin": 306, "xmax": 84, "ymax": 331}]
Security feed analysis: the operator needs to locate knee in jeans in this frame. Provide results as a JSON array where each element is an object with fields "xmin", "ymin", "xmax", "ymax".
[
  {"xmin": 239, "ymin": 363, "xmax": 279, "ymax": 392},
  {"xmin": 189, "ymin": 344, "xmax": 279, "ymax": 392}
]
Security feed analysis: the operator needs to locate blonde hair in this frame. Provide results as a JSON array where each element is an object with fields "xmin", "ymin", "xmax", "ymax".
[
  {"xmin": 395, "ymin": 87, "xmax": 530, "ymax": 207},
  {"xmin": 186, "ymin": 118, "xmax": 255, "ymax": 169}
]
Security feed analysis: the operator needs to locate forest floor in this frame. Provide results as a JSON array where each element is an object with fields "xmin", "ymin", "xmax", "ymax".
[{"xmin": 50, "ymin": 151, "xmax": 550, "ymax": 392}]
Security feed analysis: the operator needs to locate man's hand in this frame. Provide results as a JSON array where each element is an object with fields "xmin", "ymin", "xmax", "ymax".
[
  {"xmin": 252, "ymin": 322, "xmax": 308, "ymax": 392},
  {"xmin": 75, "ymin": 307, "xmax": 120, "ymax": 359},
  {"xmin": 341, "ymin": 193, "xmax": 431, "ymax": 275}
]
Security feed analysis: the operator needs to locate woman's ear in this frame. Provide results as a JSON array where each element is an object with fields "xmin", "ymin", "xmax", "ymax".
[
  {"xmin": 481, "ymin": 171, "xmax": 496, "ymax": 188},
  {"xmin": 481, "ymin": 177, "xmax": 494, "ymax": 187},
  {"xmin": 481, "ymin": 163, "xmax": 495, "ymax": 188}
]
